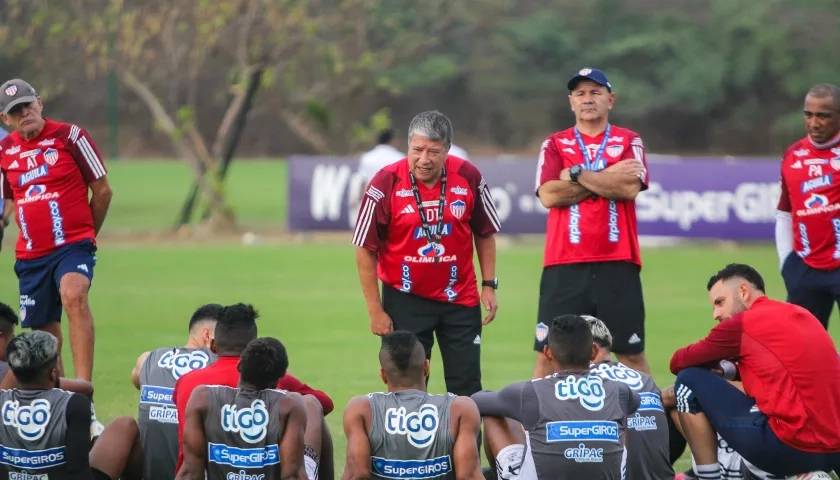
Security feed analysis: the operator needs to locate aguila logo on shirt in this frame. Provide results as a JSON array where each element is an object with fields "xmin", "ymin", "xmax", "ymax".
[{"xmin": 449, "ymin": 200, "xmax": 466, "ymax": 219}]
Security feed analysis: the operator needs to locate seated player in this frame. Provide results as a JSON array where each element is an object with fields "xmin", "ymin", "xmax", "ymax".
[
  {"xmin": 341, "ymin": 331, "xmax": 484, "ymax": 480},
  {"xmin": 177, "ymin": 337, "xmax": 315, "ymax": 480},
  {"xmin": 0, "ymin": 301, "xmax": 104, "ymax": 439},
  {"xmin": 672, "ymin": 264, "xmax": 840, "ymax": 478},
  {"xmin": 585, "ymin": 315, "xmax": 674, "ymax": 479},
  {"xmin": 472, "ymin": 314, "xmax": 640, "ymax": 480},
  {"xmin": 173, "ymin": 303, "xmax": 335, "ymax": 478},
  {"xmin": 131, "ymin": 303, "xmax": 223, "ymax": 480},
  {"xmin": 0, "ymin": 331, "xmax": 142, "ymax": 479}
]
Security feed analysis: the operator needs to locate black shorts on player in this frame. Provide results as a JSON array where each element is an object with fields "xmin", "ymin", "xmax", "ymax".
[{"xmin": 535, "ymin": 260, "xmax": 645, "ymax": 355}]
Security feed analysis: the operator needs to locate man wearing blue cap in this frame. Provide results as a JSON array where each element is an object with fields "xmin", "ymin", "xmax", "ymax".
[{"xmin": 533, "ymin": 67, "xmax": 651, "ymax": 378}]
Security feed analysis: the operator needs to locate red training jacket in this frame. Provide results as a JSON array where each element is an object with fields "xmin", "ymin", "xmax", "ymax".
[{"xmin": 670, "ymin": 297, "xmax": 840, "ymax": 453}]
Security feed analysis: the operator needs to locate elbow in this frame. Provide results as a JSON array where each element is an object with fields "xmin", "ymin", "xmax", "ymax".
[
  {"xmin": 536, "ymin": 191, "xmax": 554, "ymax": 209},
  {"xmin": 94, "ymin": 185, "xmax": 114, "ymax": 203}
]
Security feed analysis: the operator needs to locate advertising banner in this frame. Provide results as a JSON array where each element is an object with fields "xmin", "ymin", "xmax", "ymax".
[{"xmin": 288, "ymin": 155, "xmax": 782, "ymax": 240}]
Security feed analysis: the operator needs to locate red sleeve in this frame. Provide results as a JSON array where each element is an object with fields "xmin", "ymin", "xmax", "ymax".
[
  {"xmin": 621, "ymin": 134, "xmax": 649, "ymax": 190},
  {"xmin": 535, "ymin": 137, "xmax": 563, "ymax": 194},
  {"xmin": 351, "ymin": 169, "xmax": 392, "ymax": 252},
  {"xmin": 66, "ymin": 124, "xmax": 107, "ymax": 183},
  {"xmin": 460, "ymin": 162, "xmax": 501, "ymax": 236},
  {"xmin": 670, "ymin": 315, "xmax": 743, "ymax": 374},
  {"xmin": 777, "ymin": 174, "xmax": 792, "ymax": 212},
  {"xmin": 277, "ymin": 373, "xmax": 335, "ymax": 415}
]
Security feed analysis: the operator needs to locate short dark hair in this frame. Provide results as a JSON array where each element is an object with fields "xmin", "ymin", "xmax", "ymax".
[
  {"xmin": 547, "ymin": 315, "xmax": 594, "ymax": 369},
  {"xmin": 213, "ymin": 303, "xmax": 259, "ymax": 355},
  {"xmin": 807, "ymin": 83, "xmax": 840, "ymax": 111},
  {"xmin": 7, "ymin": 331, "xmax": 58, "ymax": 384},
  {"xmin": 0, "ymin": 302, "xmax": 19, "ymax": 336},
  {"xmin": 378, "ymin": 128, "xmax": 395, "ymax": 145},
  {"xmin": 379, "ymin": 331, "xmax": 425, "ymax": 383},
  {"xmin": 706, "ymin": 263, "xmax": 766, "ymax": 293},
  {"xmin": 188, "ymin": 303, "xmax": 224, "ymax": 332},
  {"xmin": 239, "ymin": 337, "xmax": 288, "ymax": 390}
]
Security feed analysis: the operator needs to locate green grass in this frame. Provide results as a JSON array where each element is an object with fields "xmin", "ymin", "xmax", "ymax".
[{"xmin": 1, "ymin": 160, "xmax": 838, "ymax": 475}]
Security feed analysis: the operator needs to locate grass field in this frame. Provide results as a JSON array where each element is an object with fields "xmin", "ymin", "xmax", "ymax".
[{"xmin": 1, "ymin": 159, "xmax": 839, "ymax": 475}]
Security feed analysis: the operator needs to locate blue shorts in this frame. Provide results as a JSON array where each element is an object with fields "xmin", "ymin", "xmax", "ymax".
[
  {"xmin": 14, "ymin": 239, "xmax": 97, "ymax": 329},
  {"xmin": 781, "ymin": 252, "xmax": 840, "ymax": 328},
  {"xmin": 675, "ymin": 367, "xmax": 840, "ymax": 477}
]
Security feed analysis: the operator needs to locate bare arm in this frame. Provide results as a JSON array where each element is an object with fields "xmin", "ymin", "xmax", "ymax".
[
  {"xmin": 576, "ymin": 168, "xmax": 644, "ymax": 201},
  {"xmin": 175, "ymin": 386, "xmax": 208, "ymax": 480},
  {"xmin": 88, "ymin": 177, "xmax": 113, "ymax": 235},
  {"xmin": 279, "ymin": 394, "xmax": 309, "ymax": 480},
  {"xmin": 131, "ymin": 351, "xmax": 151, "ymax": 390},
  {"xmin": 0, "ymin": 370, "xmax": 93, "ymax": 397},
  {"xmin": 341, "ymin": 396, "xmax": 372, "ymax": 480},
  {"xmin": 538, "ymin": 179, "xmax": 591, "ymax": 208},
  {"xmin": 2, "ymin": 199, "xmax": 11, "ymax": 224},
  {"xmin": 451, "ymin": 397, "xmax": 484, "ymax": 480},
  {"xmin": 356, "ymin": 247, "xmax": 383, "ymax": 316}
]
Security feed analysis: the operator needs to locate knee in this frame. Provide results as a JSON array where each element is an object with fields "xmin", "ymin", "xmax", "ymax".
[
  {"xmin": 59, "ymin": 280, "xmax": 89, "ymax": 310},
  {"xmin": 675, "ymin": 367, "xmax": 709, "ymax": 388},
  {"xmin": 110, "ymin": 416, "xmax": 139, "ymax": 438}
]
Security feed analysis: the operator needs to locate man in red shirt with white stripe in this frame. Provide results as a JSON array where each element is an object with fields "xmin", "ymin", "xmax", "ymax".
[
  {"xmin": 671, "ymin": 263, "xmax": 840, "ymax": 479},
  {"xmin": 352, "ymin": 110, "xmax": 501, "ymax": 398},
  {"xmin": 533, "ymin": 67, "xmax": 651, "ymax": 378},
  {"xmin": 776, "ymin": 83, "xmax": 840, "ymax": 329},
  {"xmin": 0, "ymin": 78, "xmax": 113, "ymax": 383}
]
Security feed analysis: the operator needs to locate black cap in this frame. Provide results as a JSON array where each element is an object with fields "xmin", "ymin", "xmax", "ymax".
[
  {"xmin": 0, "ymin": 79, "xmax": 38, "ymax": 115},
  {"xmin": 567, "ymin": 68, "xmax": 612, "ymax": 92}
]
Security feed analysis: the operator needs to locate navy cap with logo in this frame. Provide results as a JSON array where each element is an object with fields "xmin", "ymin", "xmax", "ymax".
[
  {"xmin": 567, "ymin": 68, "xmax": 612, "ymax": 92},
  {"xmin": 0, "ymin": 79, "xmax": 38, "ymax": 115}
]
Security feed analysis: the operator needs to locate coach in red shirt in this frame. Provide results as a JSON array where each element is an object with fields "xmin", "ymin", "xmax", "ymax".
[
  {"xmin": 532, "ymin": 68, "xmax": 650, "ymax": 378},
  {"xmin": 776, "ymin": 83, "xmax": 840, "ymax": 329},
  {"xmin": 352, "ymin": 110, "xmax": 501, "ymax": 397},
  {"xmin": 173, "ymin": 303, "xmax": 334, "ymax": 475},
  {"xmin": 671, "ymin": 263, "xmax": 840, "ymax": 478},
  {"xmin": 0, "ymin": 78, "xmax": 113, "ymax": 382}
]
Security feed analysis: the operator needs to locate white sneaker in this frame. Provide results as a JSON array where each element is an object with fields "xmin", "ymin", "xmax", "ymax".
[
  {"xmin": 90, "ymin": 402, "xmax": 105, "ymax": 442},
  {"xmin": 785, "ymin": 472, "xmax": 833, "ymax": 479}
]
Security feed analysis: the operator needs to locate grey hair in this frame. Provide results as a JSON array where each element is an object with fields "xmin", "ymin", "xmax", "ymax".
[
  {"xmin": 407, "ymin": 111, "xmax": 453, "ymax": 150},
  {"xmin": 582, "ymin": 315, "xmax": 612, "ymax": 349},
  {"xmin": 7, "ymin": 331, "xmax": 58, "ymax": 372},
  {"xmin": 807, "ymin": 83, "xmax": 840, "ymax": 111}
]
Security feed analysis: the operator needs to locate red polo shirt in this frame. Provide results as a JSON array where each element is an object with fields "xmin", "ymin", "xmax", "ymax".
[{"xmin": 172, "ymin": 356, "xmax": 334, "ymax": 473}]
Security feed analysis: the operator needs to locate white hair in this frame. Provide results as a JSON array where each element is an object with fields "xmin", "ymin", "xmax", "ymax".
[
  {"xmin": 583, "ymin": 315, "xmax": 612, "ymax": 349},
  {"xmin": 407, "ymin": 110, "xmax": 453, "ymax": 150},
  {"xmin": 7, "ymin": 331, "xmax": 58, "ymax": 372}
]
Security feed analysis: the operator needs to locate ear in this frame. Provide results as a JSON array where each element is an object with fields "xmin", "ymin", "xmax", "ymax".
[
  {"xmin": 543, "ymin": 344, "xmax": 554, "ymax": 364},
  {"xmin": 423, "ymin": 359, "xmax": 430, "ymax": 378},
  {"xmin": 49, "ymin": 368, "xmax": 59, "ymax": 387},
  {"xmin": 0, "ymin": 113, "xmax": 9, "ymax": 126},
  {"xmin": 608, "ymin": 92, "xmax": 616, "ymax": 108},
  {"xmin": 591, "ymin": 343, "xmax": 599, "ymax": 362},
  {"xmin": 568, "ymin": 94, "xmax": 575, "ymax": 111},
  {"xmin": 379, "ymin": 368, "xmax": 388, "ymax": 386}
]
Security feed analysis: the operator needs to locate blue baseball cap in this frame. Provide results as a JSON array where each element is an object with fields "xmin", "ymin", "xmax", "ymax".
[{"xmin": 567, "ymin": 68, "xmax": 612, "ymax": 92}]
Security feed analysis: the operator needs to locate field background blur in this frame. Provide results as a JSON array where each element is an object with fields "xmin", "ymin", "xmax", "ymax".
[{"xmin": 1, "ymin": 0, "xmax": 840, "ymax": 473}]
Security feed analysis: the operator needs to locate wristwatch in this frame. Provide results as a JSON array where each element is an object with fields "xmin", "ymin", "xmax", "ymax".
[
  {"xmin": 482, "ymin": 278, "xmax": 499, "ymax": 289},
  {"xmin": 569, "ymin": 164, "xmax": 583, "ymax": 184}
]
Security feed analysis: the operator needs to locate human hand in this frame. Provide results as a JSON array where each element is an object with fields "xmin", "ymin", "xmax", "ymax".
[
  {"xmin": 370, "ymin": 310, "xmax": 394, "ymax": 336},
  {"xmin": 481, "ymin": 287, "xmax": 498, "ymax": 325},
  {"xmin": 605, "ymin": 159, "xmax": 645, "ymax": 176}
]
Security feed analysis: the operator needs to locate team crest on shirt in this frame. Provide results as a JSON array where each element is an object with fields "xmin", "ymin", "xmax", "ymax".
[
  {"xmin": 606, "ymin": 145, "xmax": 624, "ymax": 158},
  {"xmin": 43, "ymin": 148, "xmax": 58, "ymax": 165},
  {"xmin": 831, "ymin": 157, "xmax": 840, "ymax": 171},
  {"xmin": 449, "ymin": 200, "xmax": 466, "ymax": 219}
]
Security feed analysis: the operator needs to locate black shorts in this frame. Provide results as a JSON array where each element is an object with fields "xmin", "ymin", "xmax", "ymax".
[
  {"xmin": 781, "ymin": 252, "xmax": 840, "ymax": 329},
  {"xmin": 93, "ymin": 467, "xmax": 111, "ymax": 480},
  {"xmin": 534, "ymin": 261, "xmax": 646, "ymax": 355},
  {"xmin": 382, "ymin": 284, "xmax": 482, "ymax": 396}
]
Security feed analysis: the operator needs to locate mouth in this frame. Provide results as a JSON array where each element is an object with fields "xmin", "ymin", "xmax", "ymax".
[{"xmin": 415, "ymin": 165, "xmax": 433, "ymax": 174}]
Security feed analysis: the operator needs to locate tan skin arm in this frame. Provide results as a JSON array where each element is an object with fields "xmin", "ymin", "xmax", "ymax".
[
  {"xmin": 131, "ymin": 351, "xmax": 151, "ymax": 390},
  {"xmin": 450, "ymin": 396, "xmax": 485, "ymax": 480},
  {"xmin": 88, "ymin": 176, "xmax": 113, "ymax": 236},
  {"xmin": 279, "ymin": 393, "xmax": 309, "ymax": 480},
  {"xmin": 341, "ymin": 396, "xmax": 373, "ymax": 480},
  {"xmin": 537, "ymin": 180, "xmax": 591, "ymax": 208}
]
